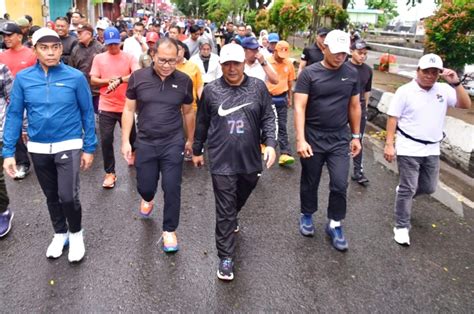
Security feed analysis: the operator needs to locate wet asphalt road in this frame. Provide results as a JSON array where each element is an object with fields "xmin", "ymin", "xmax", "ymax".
[{"xmin": 1, "ymin": 117, "xmax": 473, "ymax": 312}]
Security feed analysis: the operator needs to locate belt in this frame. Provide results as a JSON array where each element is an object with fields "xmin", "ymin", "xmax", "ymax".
[
  {"xmin": 27, "ymin": 139, "xmax": 83, "ymax": 154},
  {"xmin": 396, "ymin": 126, "xmax": 445, "ymax": 145}
]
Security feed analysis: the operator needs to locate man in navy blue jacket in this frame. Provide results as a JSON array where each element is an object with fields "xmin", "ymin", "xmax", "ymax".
[{"xmin": 2, "ymin": 28, "xmax": 97, "ymax": 263}]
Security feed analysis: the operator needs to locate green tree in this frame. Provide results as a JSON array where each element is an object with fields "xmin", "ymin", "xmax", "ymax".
[
  {"xmin": 424, "ymin": 2, "xmax": 474, "ymax": 71},
  {"xmin": 255, "ymin": 9, "xmax": 270, "ymax": 33},
  {"xmin": 366, "ymin": 0, "xmax": 398, "ymax": 27},
  {"xmin": 318, "ymin": 3, "xmax": 349, "ymax": 30}
]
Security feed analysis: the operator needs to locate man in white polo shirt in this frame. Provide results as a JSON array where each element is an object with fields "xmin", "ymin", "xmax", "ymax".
[
  {"xmin": 242, "ymin": 37, "xmax": 278, "ymax": 85},
  {"xmin": 384, "ymin": 53, "xmax": 471, "ymax": 246}
]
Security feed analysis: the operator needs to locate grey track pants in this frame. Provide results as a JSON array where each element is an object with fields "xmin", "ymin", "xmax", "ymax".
[{"xmin": 395, "ymin": 155, "xmax": 439, "ymax": 228}]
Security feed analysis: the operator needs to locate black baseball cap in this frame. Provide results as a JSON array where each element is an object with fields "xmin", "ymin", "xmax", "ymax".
[
  {"xmin": 317, "ymin": 27, "xmax": 330, "ymax": 36},
  {"xmin": 351, "ymin": 39, "xmax": 368, "ymax": 50},
  {"xmin": 0, "ymin": 22, "xmax": 22, "ymax": 35}
]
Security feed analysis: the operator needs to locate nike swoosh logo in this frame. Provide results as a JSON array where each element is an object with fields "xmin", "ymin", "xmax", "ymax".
[
  {"xmin": 218, "ymin": 102, "xmax": 252, "ymax": 117},
  {"xmin": 341, "ymin": 77, "xmax": 349, "ymax": 81}
]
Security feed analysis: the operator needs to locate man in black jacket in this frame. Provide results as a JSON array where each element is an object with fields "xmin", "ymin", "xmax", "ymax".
[
  {"xmin": 55, "ymin": 17, "xmax": 77, "ymax": 65},
  {"xmin": 69, "ymin": 23, "xmax": 105, "ymax": 114},
  {"xmin": 192, "ymin": 43, "xmax": 277, "ymax": 281}
]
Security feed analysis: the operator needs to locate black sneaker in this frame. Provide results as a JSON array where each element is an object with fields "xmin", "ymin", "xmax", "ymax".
[
  {"xmin": 217, "ymin": 257, "xmax": 234, "ymax": 281},
  {"xmin": 351, "ymin": 173, "xmax": 369, "ymax": 185}
]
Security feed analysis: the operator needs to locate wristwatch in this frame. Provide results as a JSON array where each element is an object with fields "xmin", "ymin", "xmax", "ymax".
[
  {"xmin": 451, "ymin": 81, "xmax": 461, "ymax": 87},
  {"xmin": 351, "ymin": 133, "xmax": 361, "ymax": 139},
  {"xmin": 260, "ymin": 60, "xmax": 267, "ymax": 66}
]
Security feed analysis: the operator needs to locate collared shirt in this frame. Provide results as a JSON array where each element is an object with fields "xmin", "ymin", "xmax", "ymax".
[
  {"xmin": 266, "ymin": 56, "xmax": 295, "ymax": 96},
  {"xmin": 387, "ymin": 80, "xmax": 457, "ymax": 156},
  {"xmin": 176, "ymin": 59, "xmax": 203, "ymax": 111},
  {"xmin": 244, "ymin": 60, "xmax": 267, "ymax": 82},
  {"xmin": 126, "ymin": 67, "xmax": 193, "ymax": 145},
  {"xmin": 69, "ymin": 39, "xmax": 105, "ymax": 95}
]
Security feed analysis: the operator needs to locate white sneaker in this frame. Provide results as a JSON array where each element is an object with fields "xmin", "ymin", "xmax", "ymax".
[
  {"xmin": 393, "ymin": 227, "xmax": 410, "ymax": 246},
  {"xmin": 46, "ymin": 232, "xmax": 69, "ymax": 258},
  {"xmin": 68, "ymin": 229, "xmax": 85, "ymax": 262}
]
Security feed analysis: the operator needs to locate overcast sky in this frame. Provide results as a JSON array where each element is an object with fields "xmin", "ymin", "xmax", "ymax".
[{"xmin": 352, "ymin": 0, "xmax": 440, "ymax": 21}]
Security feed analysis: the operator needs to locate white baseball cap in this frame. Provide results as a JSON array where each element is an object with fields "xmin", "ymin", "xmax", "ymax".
[
  {"xmin": 219, "ymin": 43, "xmax": 245, "ymax": 64},
  {"xmin": 32, "ymin": 27, "xmax": 60, "ymax": 46},
  {"xmin": 96, "ymin": 19, "xmax": 109, "ymax": 30},
  {"xmin": 418, "ymin": 53, "xmax": 443, "ymax": 70},
  {"xmin": 323, "ymin": 30, "xmax": 351, "ymax": 54}
]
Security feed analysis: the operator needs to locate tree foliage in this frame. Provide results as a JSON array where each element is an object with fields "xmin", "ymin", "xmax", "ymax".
[
  {"xmin": 366, "ymin": 0, "xmax": 398, "ymax": 27},
  {"xmin": 317, "ymin": 3, "xmax": 349, "ymax": 30},
  {"xmin": 424, "ymin": 2, "xmax": 474, "ymax": 71},
  {"xmin": 255, "ymin": 9, "xmax": 270, "ymax": 33},
  {"xmin": 268, "ymin": 0, "xmax": 311, "ymax": 39}
]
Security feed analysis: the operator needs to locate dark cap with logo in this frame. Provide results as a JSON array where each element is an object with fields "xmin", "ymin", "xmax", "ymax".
[
  {"xmin": 77, "ymin": 23, "xmax": 94, "ymax": 33},
  {"xmin": 317, "ymin": 27, "xmax": 330, "ymax": 36},
  {"xmin": 351, "ymin": 39, "xmax": 367, "ymax": 50},
  {"xmin": 242, "ymin": 37, "xmax": 259, "ymax": 49},
  {"xmin": 0, "ymin": 22, "xmax": 22, "ymax": 35}
]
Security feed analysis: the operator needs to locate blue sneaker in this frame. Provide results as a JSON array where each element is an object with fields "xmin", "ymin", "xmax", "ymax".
[
  {"xmin": 0, "ymin": 209, "xmax": 14, "ymax": 238},
  {"xmin": 299, "ymin": 214, "xmax": 314, "ymax": 237},
  {"xmin": 326, "ymin": 223, "xmax": 348, "ymax": 251}
]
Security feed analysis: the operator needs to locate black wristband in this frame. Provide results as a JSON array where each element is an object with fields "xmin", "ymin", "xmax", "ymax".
[
  {"xmin": 118, "ymin": 77, "xmax": 123, "ymax": 84},
  {"xmin": 451, "ymin": 81, "xmax": 461, "ymax": 87}
]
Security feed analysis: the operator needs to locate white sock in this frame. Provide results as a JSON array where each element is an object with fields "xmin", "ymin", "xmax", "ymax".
[
  {"xmin": 1, "ymin": 209, "xmax": 9, "ymax": 216},
  {"xmin": 329, "ymin": 219, "xmax": 341, "ymax": 228}
]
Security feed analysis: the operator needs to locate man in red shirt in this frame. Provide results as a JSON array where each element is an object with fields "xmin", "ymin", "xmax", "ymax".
[
  {"xmin": 0, "ymin": 22, "xmax": 36, "ymax": 76},
  {"xmin": 90, "ymin": 27, "xmax": 139, "ymax": 189},
  {"xmin": 0, "ymin": 22, "xmax": 36, "ymax": 180}
]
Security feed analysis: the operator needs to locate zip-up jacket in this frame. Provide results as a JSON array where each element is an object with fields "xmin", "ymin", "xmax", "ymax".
[
  {"xmin": 2, "ymin": 62, "xmax": 97, "ymax": 157},
  {"xmin": 69, "ymin": 39, "xmax": 105, "ymax": 95},
  {"xmin": 193, "ymin": 75, "xmax": 277, "ymax": 175}
]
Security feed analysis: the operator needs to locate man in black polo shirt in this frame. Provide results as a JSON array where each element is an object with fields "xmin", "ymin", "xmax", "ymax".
[
  {"xmin": 121, "ymin": 38, "xmax": 194, "ymax": 253},
  {"xmin": 192, "ymin": 43, "xmax": 277, "ymax": 281},
  {"xmin": 294, "ymin": 30, "xmax": 361, "ymax": 252},
  {"xmin": 297, "ymin": 27, "xmax": 330, "ymax": 78},
  {"xmin": 346, "ymin": 40, "xmax": 373, "ymax": 185}
]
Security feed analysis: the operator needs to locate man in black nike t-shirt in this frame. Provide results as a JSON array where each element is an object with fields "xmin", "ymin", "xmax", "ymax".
[
  {"xmin": 192, "ymin": 43, "xmax": 277, "ymax": 281},
  {"xmin": 294, "ymin": 30, "xmax": 361, "ymax": 252}
]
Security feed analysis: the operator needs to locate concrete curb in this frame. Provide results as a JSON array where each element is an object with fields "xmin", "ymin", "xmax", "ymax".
[
  {"xmin": 365, "ymin": 123, "xmax": 473, "ymax": 217},
  {"xmin": 366, "ymin": 42, "xmax": 424, "ymax": 59},
  {"xmin": 367, "ymin": 87, "xmax": 474, "ymax": 177}
]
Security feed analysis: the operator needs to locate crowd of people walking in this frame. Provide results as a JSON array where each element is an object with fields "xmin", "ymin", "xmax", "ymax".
[{"xmin": 0, "ymin": 12, "xmax": 470, "ymax": 281}]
